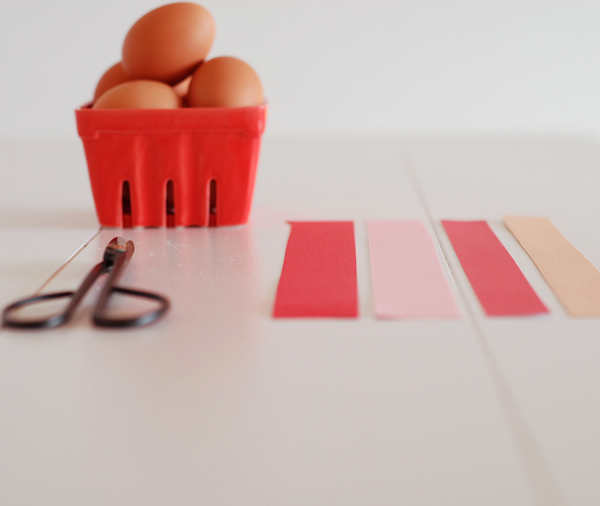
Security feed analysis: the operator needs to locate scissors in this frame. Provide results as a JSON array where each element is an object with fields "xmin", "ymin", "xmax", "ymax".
[{"xmin": 2, "ymin": 237, "xmax": 169, "ymax": 329}]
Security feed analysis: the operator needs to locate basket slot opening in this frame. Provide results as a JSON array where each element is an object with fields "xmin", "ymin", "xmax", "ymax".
[
  {"xmin": 122, "ymin": 181, "xmax": 132, "ymax": 228},
  {"xmin": 209, "ymin": 179, "xmax": 217, "ymax": 227},
  {"xmin": 166, "ymin": 180, "xmax": 175, "ymax": 228}
]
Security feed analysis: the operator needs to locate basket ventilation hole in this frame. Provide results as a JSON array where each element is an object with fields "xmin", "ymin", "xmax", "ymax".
[
  {"xmin": 122, "ymin": 181, "xmax": 132, "ymax": 229},
  {"xmin": 209, "ymin": 179, "xmax": 217, "ymax": 227},
  {"xmin": 166, "ymin": 180, "xmax": 175, "ymax": 228}
]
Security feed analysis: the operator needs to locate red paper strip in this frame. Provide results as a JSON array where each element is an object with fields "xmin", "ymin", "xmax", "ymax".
[
  {"xmin": 442, "ymin": 220, "xmax": 548, "ymax": 316},
  {"xmin": 273, "ymin": 221, "xmax": 358, "ymax": 318}
]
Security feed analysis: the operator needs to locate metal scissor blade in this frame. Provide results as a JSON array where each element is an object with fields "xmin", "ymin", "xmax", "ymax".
[{"xmin": 103, "ymin": 236, "xmax": 135, "ymax": 264}]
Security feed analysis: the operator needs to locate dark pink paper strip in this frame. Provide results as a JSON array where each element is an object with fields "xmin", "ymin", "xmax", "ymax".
[
  {"xmin": 273, "ymin": 221, "xmax": 358, "ymax": 318},
  {"xmin": 442, "ymin": 220, "xmax": 548, "ymax": 316}
]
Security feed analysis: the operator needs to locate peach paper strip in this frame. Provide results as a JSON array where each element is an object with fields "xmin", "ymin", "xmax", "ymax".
[
  {"xmin": 504, "ymin": 216, "xmax": 600, "ymax": 317},
  {"xmin": 367, "ymin": 221, "xmax": 460, "ymax": 319}
]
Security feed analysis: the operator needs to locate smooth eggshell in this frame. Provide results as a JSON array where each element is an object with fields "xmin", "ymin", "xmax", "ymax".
[
  {"xmin": 173, "ymin": 75, "xmax": 192, "ymax": 98},
  {"xmin": 93, "ymin": 80, "xmax": 182, "ymax": 109},
  {"xmin": 94, "ymin": 62, "xmax": 130, "ymax": 101},
  {"xmin": 187, "ymin": 56, "xmax": 264, "ymax": 108},
  {"xmin": 122, "ymin": 3, "xmax": 215, "ymax": 85}
]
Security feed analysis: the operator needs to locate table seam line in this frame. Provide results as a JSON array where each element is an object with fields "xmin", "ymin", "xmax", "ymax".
[
  {"xmin": 401, "ymin": 153, "xmax": 566, "ymax": 506},
  {"xmin": 0, "ymin": 228, "xmax": 101, "ymax": 336}
]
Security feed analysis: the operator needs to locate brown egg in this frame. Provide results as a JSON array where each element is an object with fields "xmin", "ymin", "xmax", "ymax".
[
  {"xmin": 187, "ymin": 56, "xmax": 264, "ymax": 108},
  {"xmin": 93, "ymin": 80, "xmax": 182, "ymax": 109},
  {"xmin": 122, "ymin": 3, "xmax": 215, "ymax": 85},
  {"xmin": 94, "ymin": 62, "xmax": 130, "ymax": 101},
  {"xmin": 173, "ymin": 75, "xmax": 192, "ymax": 98}
]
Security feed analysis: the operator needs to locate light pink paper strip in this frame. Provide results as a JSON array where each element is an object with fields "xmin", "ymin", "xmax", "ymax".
[{"xmin": 367, "ymin": 221, "xmax": 460, "ymax": 319}]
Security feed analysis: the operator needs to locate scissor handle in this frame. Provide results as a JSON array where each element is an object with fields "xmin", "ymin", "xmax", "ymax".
[
  {"xmin": 2, "ymin": 260, "xmax": 107, "ymax": 330},
  {"xmin": 2, "ymin": 286, "xmax": 170, "ymax": 330},
  {"xmin": 93, "ymin": 286, "xmax": 170, "ymax": 328},
  {"xmin": 2, "ymin": 291, "xmax": 76, "ymax": 329}
]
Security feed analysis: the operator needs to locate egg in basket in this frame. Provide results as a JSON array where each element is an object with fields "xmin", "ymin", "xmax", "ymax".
[{"xmin": 76, "ymin": 3, "xmax": 266, "ymax": 227}]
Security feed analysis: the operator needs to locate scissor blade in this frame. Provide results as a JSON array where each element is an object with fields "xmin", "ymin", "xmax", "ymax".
[{"xmin": 103, "ymin": 237, "xmax": 133, "ymax": 263}]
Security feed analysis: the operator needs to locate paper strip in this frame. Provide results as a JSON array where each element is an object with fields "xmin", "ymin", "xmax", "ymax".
[
  {"xmin": 504, "ymin": 216, "xmax": 600, "ymax": 317},
  {"xmin": 442, "ymin": 220, "xmax": 548, "ymax": 316},
  {"xmin": 273, "ymin": 221, "xmax": 358, "ymax": 318},
  {"xmin": 367, "ymin": 221, "xmax": 460, "ymax": 319}
]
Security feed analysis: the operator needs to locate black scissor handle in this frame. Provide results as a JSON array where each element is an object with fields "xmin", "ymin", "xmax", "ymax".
[
  {"xmin": 2, "ymin": 286, "xmax": 170, "ymax": 330},
  {"xmin": 93, "ymin": 286, "xmax": 170, "ymax": 328},
  {"xmin": 2, "ymin": 291, "xmax": 75, "ymax": 329},
  {"xmin": 2, "ymin": 260, "xmax": 106, "ymax": 330}
]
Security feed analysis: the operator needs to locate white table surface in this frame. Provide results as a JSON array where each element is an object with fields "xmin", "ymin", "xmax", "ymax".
[{"xmin": 0, "ymin": 135, "xmax": 597, "ymax": 505}]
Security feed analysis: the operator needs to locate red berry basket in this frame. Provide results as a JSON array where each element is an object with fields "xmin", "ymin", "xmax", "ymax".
[{"xmin": 76, "ymin": 104, "xmax": 266, "ymax": 228}]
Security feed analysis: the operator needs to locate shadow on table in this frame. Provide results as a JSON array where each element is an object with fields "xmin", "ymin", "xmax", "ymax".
[{"xmin": 0, "ymin": 208, "xmax": 98, "ymax": 229}]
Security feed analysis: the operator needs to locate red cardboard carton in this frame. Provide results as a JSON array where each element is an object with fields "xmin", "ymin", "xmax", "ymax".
[{"xmin": 76, "ymin": 105, "xmax": 266, "ymax": 227}]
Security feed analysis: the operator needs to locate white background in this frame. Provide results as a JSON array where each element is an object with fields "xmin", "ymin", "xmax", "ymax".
[{"xmin": 2, "ymin": 0, "xmax": 600, "ymax": 138}]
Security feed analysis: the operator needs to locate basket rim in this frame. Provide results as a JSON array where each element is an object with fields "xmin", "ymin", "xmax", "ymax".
[{"xmin": 77, "ymin": 101, "xmax": 268, "ymax": 112}]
